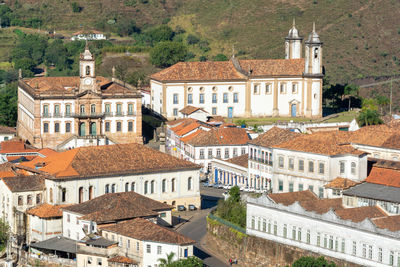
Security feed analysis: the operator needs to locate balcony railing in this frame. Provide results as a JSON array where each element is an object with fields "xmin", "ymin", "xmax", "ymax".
[{"xmin": 41, "ymin": 111, "xmax": 137, "ymax": 118}]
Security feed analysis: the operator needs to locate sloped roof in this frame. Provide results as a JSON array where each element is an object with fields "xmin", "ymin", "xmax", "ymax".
[
  {"xmin": 63, "ymin": 191, "xmax": 172, "ymax": 223},
  {"xmin": 0, "ymin": 125, "xmax": 16, "ymax": 134},
  {"xmin": 0, "ymin": 162, "xmax": 17, "ymax": 177},
  {"xmin": 150, "ymin": 58, "xmax": 305, "ymax": 82},
  {"xmin": 324, "ymin": 178, "xmax": 359, "ymax": 189},
  {"xmin": 372, "ymin": 215, "xmax": 400, "ymax": 232},
  {"xmin": 342, "ymin": 182, "xmax": 400, "ymax": 203},
  {"xmin": 27, "ymin": 204, "xmax": 71, "ymax": 218},
  {"xmin": 108, "ymin": 256, "xmax": 138, "ymax": 264},
  {"xmin": 2, "ymin": 175, "xmax": 45, "ymax": 192},
  {"xmin": 365, "ymin": 166, "xmax": 400, "ymax": 187},
  {"xmin": 225, "ymin": 154, "xmax": 249, "ymax": 168},
  {"xmin": 248, "ymin": 127, "xmax": 300, "ymax": 147},
  {"xmin": 179, "ymin": 105, "xmax": 207, "ymax": 115},
  {"xmin": 268, "ymin": 190, "xmax": 318, "ymax": 206},
  {"xmin": 102, "ymin": 218, "xmax": 195, "ymax": 245},
  {"xmin": 21, "ymin": 143, "xmax": 200, "ymax": 179},
  {"xmin": 299, "ymin": 198, "xmax": 343, "ymax": 214},
  {"xmin": 335, "ymin": 206, "xmax": 387, "ymax": 223},
  {"xmin": 187, "ymin": 126, "xmax": 250, "ymax": 146}
]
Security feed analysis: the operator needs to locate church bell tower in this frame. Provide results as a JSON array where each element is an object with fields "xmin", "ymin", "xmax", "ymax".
[
  {"xmin": 304, "ymin": 22, "xmax": 323, "ymax": 76},
  {"xmin": 79, "ymin": 44, "xmax": 96, "ymax": 92},
  {"xmin": 285, "ymin": 19, "xmax": 303, "ymax": 59}
]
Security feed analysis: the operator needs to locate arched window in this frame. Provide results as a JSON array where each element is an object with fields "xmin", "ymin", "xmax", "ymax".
[
  {"xmin": 49, "ymin": 188, "xmax": 53, "ymax": 203},
  {"xmin": 86, "ymin": 65, "xmax": 90, "ymax": 75},
  {"xmin": 131, "ymin": 182, "xmax": 135, "ymax": 192},
  {"xmin": 80, "ymin": 105, "xmax": 85, "ymax": 114},
  {"xmin": 105, "ymin": 184, "xmax": 110, "ymax": 194},
  {"xmin": 90, "ymin": 104, "xmax": 96, "ymax": 114},
  {"xmin": 89, "ymin": 186, "xmax": 93, "ymax": 200},
  {"xmin": 188, "ymin": 177, "xmax": 192, "ymax": 191},
  {"xmin": 162, "ymin": 179, "xmax": 166, "ymax": 193},
  {"xmin": 125, "ymin": 182, "xmax": 129, "ymax": 192},
  {"xmin": 144, "ymin": 181, "xmax": 148, "ymax": 194},
  {"xmin": 111, "ymin": 184, "xmax": 116, "ymax": 193},
  {"xmin": 79, "ymin": 187, "xmax": 84, "ymax": 203},
  {"xmin": 351, "ymin": 162, "xmax": 356, "ymax": 175},
  {"xmin": 36, "ymin": 193, "xmax": 41, "ymax": 204},
  {"xmin": 18, "ymin": 196, "xmax": 23, "ymax": 206},
  {"xmin": 171, "ymin": 179, "xmax": 175, "ymax": 192},
  {"xmin": 151, "ymin": 180, "xmax": 155, "ymax": 194}
]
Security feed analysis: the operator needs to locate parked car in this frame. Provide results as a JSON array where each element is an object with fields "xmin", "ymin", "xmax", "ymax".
[
  {"xmin": 202, "ymin": 182, "xmax": 209, "ymax": 187},
  {"xmin": 177, "ymin": 205, "xmax": 186, "ymax": 211},
  {"xmin": 208, "ymin": 182, "xmax": 214, "ymax": 187},
  {"xmin": 213, "ymin": 183, "xmax": 220, "ymax": 189},
  {"xmin": 217, "ymin": 183, "xmax": 224, "ymax": 189},
  {"xmin": 188, "ymin": 204, "xmax": 196, "ymax": 211}
]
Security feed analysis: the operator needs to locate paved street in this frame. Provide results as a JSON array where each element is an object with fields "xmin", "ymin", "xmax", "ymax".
[{"xmin": 176, "ymin": 186, "xmax": 229, "ymax": 267}]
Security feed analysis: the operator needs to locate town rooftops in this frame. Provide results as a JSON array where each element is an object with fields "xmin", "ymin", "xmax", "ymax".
[
  {"xmin": 372, "ymin": 215, "xmax": 400, "ymax": 232},
  {"xmin": 349, "ymin": 123, "xmax": 400, "ymax": 149},
  {"xmin": 225, "ymin": 154, "xmax": 249, "ymax": 168},
  {"xmin": 108, "ymin": 256, "xmax": 138, "ymax": 265},
  {"xmin": 324, "ymin": 177, "xmax": 359, "ymax": 190},
  {"xmin": 0, "ymin": 162, "xmax": 17, "ymax": 177},
  {"xmin": 21, "ymin": 143, "xmax": 200, "ymax": 179},
  {"xmin": 334, "ymin": 206, "xmax": 387, "ymax": 223},
  {"xmin": 268, "ymin": 190, "xmax": 318, "ymax": 206},
  {"xmin": 101, "ymin": 218, "xmax": 195, "ymax": 245},
  {"xmin": 27, "ymin": 203, "xmax": 71, "ymax": 219},
  {"xmin": 1, "ymin": 175, "xmax": 45, "ymax": 192},
  {"xmin": 0, "ymin": 125, "xmax": 16, "ymax": 134},
  {"xmin": 248, "ymin": 127, "xmax": 299, "ymax": 147},
  {"xmin": 365, "ymin": 166, "xmax": 400, "ymax": 187},
  {"xmin": 179, "ymin": 105, "xmax": 207, "ymax": 115},
  {"xmin": 150, "ymin": 58, "xmax": 305, "ymax": 82},
  {"xmin": 187, "ymin": 126, "xmax": 250, "ymax": 146},
  {"xmin": 299, "ymin": 198, "xmax": 343, "ymax": 214},
  {"xmin": 342, "ymin": 182, "xmax": 400, "ymax": 204},
  {"xmin": 63, "ymin": 191, "xmax": 172, "ymax": 224}
]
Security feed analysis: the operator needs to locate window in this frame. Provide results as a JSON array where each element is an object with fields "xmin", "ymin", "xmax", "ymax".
[
  {"xmin": 253, "ymin": 84, "xmax": 260, "ymax": 94},
  {"xmin": 199, "ymin": 94, "xmax": 204, "ymax": 104},
  {"xmin": 125, "ymin": 182, "xmax": 129, "ymax": 192},
  {"xmin": 188, "ymin": 177, "xmax": 192, "ymax": 190},
  {"xmin": 212, "ymin": 93, "xmax": 217, "ymax": 103},
  {"xmin": 288, "ymin": 158, "xmax": 294, "ymax": 170},
  {"xmin": 43, "ymin": 105, "xmax": 49, "ymax": 116},
  {"xmin": 54, "ymin": 104, "xmax": 60, "ymax": 116},
  {"xmin": 278, "ymin": 180, "xmax": 283, "ymax": 191},
  {"xmin": 309, "ymin": 185, "xmax": 314, "ymax": 192},
  {"xmin": 208, "ymin": 149, "xmax": 213, "ymax": 159},
  {"xmin": 119, "ymin": 237, "xmax": 122, "ymax": 247},
  {"xmin": 233, "ymin": 148, "xmax": 238, "ymax": 157},
  {"xmin": 317, "ymin": 233, "xmax": 321, "ymax": 246},
  {"xmin": 151, "ymin": 180, "xmax": 155, "ymax": 194},
  {"xmin": 273, "ymin": 222, "xmax": 277, "ymax": 235},
  {"xmin": 171, "ymin": 178, "xmax": 175, "ymax": 192},
  {"xmin": 116, "ymin": 104, "xmax": 122, "ymax": 115},
  {"xmin": 319, "ymin": 162, "xmax": 325, "ymax": 174},
  {"xmin": 128, "ymin": 121, "xmax": 133, "ymax": 132},
  {"xmin": 292, "ymin": 83, "xmax": 298, "ymax": 93},
  {"xmin": 283, "ymin": 224, "xmax": 287, "ymax": 238},
  {"xmin": 128, "ymin": 104, "xmax": 134, "ymax": 115},
  {"xmin": 298, "ymin": 228, "xmax": 302, "ymax": 242},
  {"xmin": 324, "ymin": 235, "xmax": 327, "ymax": 248},
  {"xmin": 173, "ymin": 108, "xmax": 178, "ymax": 116},
  {"xmin": 278, "ymin": 156, "xmax": 284, "ymax": 168},
  {"xmin": 62, "ymin": 188, "xmax": 66, "ymax": 202},
  {"xmin": 233, "ymin": 93, "xmax": 238, "ymax": 103},
  {"xmin": 116, "ymin": 122, "xmax": 122, "ymax": 132},
  {"xmin": 340, "ymin": 161, "xmax": 345, "ymax": 174},
  {"xmin": 280, "ymin": 83, "xmax": 286, "ymax": 93},
  {"xmin": 216, "ymin": 149, "xmax": 221, "ymax": 158},
  {"xmin": 318, "ymin": 187, "xmax": 324, "ymax": 198},
  {"xmin": 36, "ymin": 193, "xmax": 41, "ymax": 204},
  {"xmin": 268, "ymin": 221, "xmax": 271, "ymax": 233},
  {"xmin": 352, "ymin": 241, "xmax": 357, "ymax": 255},
  {"xmin": 262, "ymin": 219, "xmax": 266, "ymax": 232},
  {"xmin": 173, "ymin": 93, "xmax": 178, "ymax": 104},
  {"xmin": 223, "ymin": 93, "xmax": 228, "ymax": 103},
  {"xmin": 289, "ymin": 182, "xmax": 294, "ymax": 192},
  {"xmin": 144, "ymin": 181, "xmax": 148, "ymax": 194},
  {"xmin": 308, "ymin": 161, "xmax": 314, "ymax": 172},
  {"xmin": 341, "ymin": 239, "xmax": 345, "ymax": 253},
  {"xmin": 306, "ymin": 230, "xmax": 310, "ymax": 244},
  {"xmin": 157, "ymin": 245, "xmax": 162, "ymax": 255},
  {"xmin": 378, "ymin": 248, "xmax": 382, "ymax": 262},
  {"xmin": 362, "ymin": 244, "xmax": 367, "ymax": 258},
  {"xmin": 146, "ymin": 244, "xmax": 151, "ymax": 253},
  {"xmin": 54, "ymin": 122, "xmax": 60, "ymax": 133},
  {"xmin": 351, "ymin": 162, "xmax": 356, "ymax": 175},
  {"xmin": 292, "ymin": 226, "xmax": 296, "ymax": 240},
  {"xmin": 212, "ymin": 86, "xmax": 217, "ymax": 92},
  {"xmin": 137, "ymin": 242, "xmax": 140, "ymax": 252},
  {"xmin": 105, "ymin": 104, "xmax": 110, "ymax": 114},
  {"xmin": 65, "ymin": 104, "xmax": 71, "ymax": 115},
  {"xmin": 111, "ymin": 184, "xmax": 116, "ymax": 193},
  {"xmin": 369, "ymin": 245, "xmax": 373, "ymax": 259},
  {"xmin": 18, "ymin": 196, "xmax": 22, "ymax": 206},
  {"xmin": 212, "ymin": 107, "xmax": 217, "ymax": 115},
  {"xmin": 80, "ymin": 105, "xmax": 85, "ymax": 114},
  {"xmin": 105, "ymin": 184, "xmax": 109, "ymax": 194},
  {"xmin": 224, "ymin": 148, "xmax": 229, "ymax": 159},
  {"xmin": 298, "ymin": 159, "xmax": 304, "ymax": 171},
  {"xmin": 298, "ymin": 183, "xmax": 303, "ymax": 191},
  {"xmin": 43, "ymin": 123, "xmax": 49, "ymax": 133},
  {"xmin": 131, "ymin": 182, "xmax": 135, "ymax": 192},
  {"xmin": 88, "ymin": 257, "xmax": 92, "ymax": 264},
  {"xmin": 258, "ymin": 218, "xmax": 261, "ymax": 230},
  {"xmin": 390, "ymin": 251, "xmax": 394, "ymax": 265},
  {"xmin": 90, "ymin": 104, "xmax": 96, "ymax": 114},
  {"xmin": 265, "ymin": 84, "xmax": 271, "ymax": 94},
  {"xmin": 105, "ymin": 122, "xmax": 110, "ymax": 132},
  {"xmin": 65, "ymin": 122, "xmax": 71, "ymax": 133},
  {"xmin": 127, "ymin": 240, "xmax": 130, "ymax": 249},
  {"xmin": 228, "ymin": 86, "xmax": 233, "ymax": 91},
  {"xmin": 251, "ymin": 217, "xmax": 255, "ymax": 229},
  {"xmin": 329, "ymin": 236, "xmax": 334, "ymax": 250},
  {"xmin": 188, "ymin": 93, "xmax": 193, "ymax": 104},
  {"xmin": 67, "ymin": 214, "xmax": 71, "ymax": 222},
  {"xmin": 241, "ymin": 147, "xmax": 246, "ymax": 155},
  {"xmin": 162, "ymin": 179, "xmax": 166, "ymax": 193},
  {"xmin": 199, "ymin": 149, "xmax": 205, "ymax": 159}
]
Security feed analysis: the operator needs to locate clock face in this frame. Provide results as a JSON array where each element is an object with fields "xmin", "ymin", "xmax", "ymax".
[{"xmin": 84, "ymin": 78, "xmax": 92, "ymax": 85}]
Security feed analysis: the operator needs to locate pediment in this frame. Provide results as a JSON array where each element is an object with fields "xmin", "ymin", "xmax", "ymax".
[{"xmin": 77, "ymin": 90, "xmax": 102, "ymax": 99}]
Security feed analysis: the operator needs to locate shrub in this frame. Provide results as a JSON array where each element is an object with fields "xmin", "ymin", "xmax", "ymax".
[
  {"xmin": 150, "ymin": 41, "xmax": 187, "ymax": 67},
  {"xmin": 186, "ymin": 34, "xmax": 200, "ymax": 45},
  {"xmin": 71, "ymin": 2, "xmax": 82, "ymax": 12},
  {"xmin": 213, "ymin": 53, "xmax": 228, "ymax": 61}
]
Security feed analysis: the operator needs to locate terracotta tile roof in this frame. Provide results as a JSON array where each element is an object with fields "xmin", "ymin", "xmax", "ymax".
[
  {"xmin": 371, "ymin": 158, "xmax": 400, "ymax": 170},
  {"xmin": 248, "ymin": 127, "xmax": 300, "ymax": 147},
  {"xmin": 108, "ymin": 256, "xmax": 138, "ymax": 264},
  {"xmin": 38, "ymin": 148, "xmax": 58, "ymax": 157},
  {"xmin": 187, "ymin": 126, "xmax": 249, "ymax": 146},
  {"xmin": 150, "ymin": 58, "xmax": 305, "ymax": 82},
  {"xmin": 180, "ymin": 130, "xmax": 204, "ymax": 143},
  {"xmin": 27, "ymin": 204, "xmax": 71, "ymax": 218},
  {"xmin": 335, "ymin": 206, "xmax": 387, "ymax": 223},
  {"xmin": 225, "ymin": 154, "xmax": 249, "ymax": 168},
  {"xmin": 0, "ymin": 162, "xmax": 17, "ymax": 177},
  {"xmin": 268, "ymin": 190, "xmax": 318, "ymax": 206},
  {"xmin": 299, "ymin": 198, "xmax": 343, "ymax": 214},
  {"xmin": 350, "ymin": 124, "xmax": 400, "ymax": 149},
  {"xmin": 372, "ymin": 215, "xmax": 400, "ymax": 232},
  {"xmin": 0, "ymin": 140, "xmax": 39, "ymax": 153},
  {"xmin": 179, "ymin": 105, "xmax": 207, "ymax": 115},
  {"xmin": 166, "ymin": 118, "xmax": 188, "ymax": 127},
  {"xmin": 274, "ymin": 131, "xmax": 366, "ymax": 156},
  {"xmin": 1, "ymin": 175, "xmax": 45, "ymax": 192},
  {"xmin": 0, "ymin": 125, "xmax": 16, "ymax": 134},
  {"xmin": 365, "ymin": 166, "xmax": 400, "ymax": 187},
  {"xmin": 102, "ymin": 218, "xmax": 195, "ymax": 245},
  {"xmin": 174, "ymin": 121, "xmax": 202, "ymax": 137},
  {"xmin": 324, "ymin": 178, "xmax": 359, "ymax": 189},
  {"xmin": 21, "ymin": 143, "xmax": 200, "ymax": 179},
  {"xmin": 63, "ymin": 191, "xmax": 172, "ymax": 223}
]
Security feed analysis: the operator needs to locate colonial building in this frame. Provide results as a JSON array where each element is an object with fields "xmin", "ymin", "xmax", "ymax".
[
  {"xmin": 0, "ymin": 125, "xmax": 16, "ymax": 142},
  {"xmin": 211, "ymin": 154, "xmax": 248, "ymax": 187},
  {"xmin": 150, "ymin": 22, "xmax": 323, "ymax": 119},
  {"xmin": 17, "ymin": 46, "xmax": 142, "ymax": 150},
  {"xmin": 71, "ymin": 30, "xmax": 106, "ymax": 41}
]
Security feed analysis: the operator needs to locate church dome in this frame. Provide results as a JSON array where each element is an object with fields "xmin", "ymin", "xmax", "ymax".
[
  {"xmin": 287, "ymin": 26, "xmax": 299, "ymax": 39},
  {"xmin": 306, "ymin": 23, "xmax": 322, "ymax": 44}
]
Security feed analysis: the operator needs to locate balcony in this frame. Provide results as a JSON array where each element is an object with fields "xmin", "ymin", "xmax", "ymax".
[
  {"xmin": 40, "ymin": 111, "xmax": 137, "ymax": 119},
  {"xmin": 72, "ymin": 112, "xmax": 105, "ymax": 119}
]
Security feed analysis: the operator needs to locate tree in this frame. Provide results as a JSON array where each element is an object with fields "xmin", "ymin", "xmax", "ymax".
[
  {"xmin": 0, "ymin": 82, "xmax": 18, "ymax": 127},
  {"xmin": 45, "ymin": 39, "xmax": 68, "ymax": 69},
  {"xmin": 344, "ymin": 84, "xmax": 359, "ymax": 111},
  {"xmin": 229, "ymin": 185, "xmax": 240, "ymax": 203},
  {"xmin": 0, "ymin": 219, "xmax": 9, "ymax": 250},
  {"xmin": 186, "ymin": 34, "xmax": 200, "ymax": 45},
  {"xmin": 158, "ymin": 253, "xmax": 203, "ymax": 267},
  {"xmin": 375, "ymin": 94, "xmax": 389, "ymax": 115},
  {"xmin": 292, "ymin": 256, "xmax": 337, "ymax": 267},
  {"xmin": 117, "ymin": 18, "xmax": 140, "ymax": 36},
  {"xmin": 216, "ymin": 185, "xmax": 246, "ymax": 228},
  {"xmin": 150, "ymin": 41, "xmax": 188, "ymax": 68},
  {"xmin": 147, "ymin": 25, "xmax": 175, "ymax": 44},
  {"xmin": 357, "ymin": 109, "xmax": 383, "ymax": 127},
  {"xmin": 213, "ymin": 53, "xmax": 228, "ymax": 61},
  {"xmin": 158, "ymin": 252, "xmax": 175, "ymax": 267}
]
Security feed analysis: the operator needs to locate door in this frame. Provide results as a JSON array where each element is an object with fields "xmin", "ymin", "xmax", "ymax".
[
  {"xmin": 90, "ymin": 122, "xmax": 96, "ymax": 136},
  {"xmin": 214, "ymin": 169, "xmax": 218, "ymax": 183},
  {"xmin": 291, "ymin": 104, "xmax": 297, "ymax": 117},
  {"xmin": 79, "ymin": 122, "xmax": 86, "ymax": 136},
  {"xmin": 228, "ymin": 107, "xmax": 233, "ymax": 118}
]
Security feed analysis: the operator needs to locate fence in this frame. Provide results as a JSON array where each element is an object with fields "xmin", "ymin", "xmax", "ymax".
[{"xmin": 208, "ymin": 213, "xmax": 246, "ymax": 234}]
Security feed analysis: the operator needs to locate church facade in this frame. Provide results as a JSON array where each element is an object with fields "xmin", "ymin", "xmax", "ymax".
[
  {"xmin": 150, "ymin": 22, "xmax": 323, "ymax": 119},
  {"xmin": 17, "ymin": 47, "xmax": 142, "ymax": 150}
]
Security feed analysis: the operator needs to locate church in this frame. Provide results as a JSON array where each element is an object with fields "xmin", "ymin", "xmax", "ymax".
[
  {"xmin": 150, "ymin": 22, "xmax": 323, "ymax": 119},
  {"xmin": 17, "ymin": 46, "xmax": 143, "ymax": 150}
]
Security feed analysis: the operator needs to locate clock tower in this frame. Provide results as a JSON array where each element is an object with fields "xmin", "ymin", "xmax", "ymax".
[{"xmin": 79, "ymin": 45, "xmax": 96, "ymax": 92}]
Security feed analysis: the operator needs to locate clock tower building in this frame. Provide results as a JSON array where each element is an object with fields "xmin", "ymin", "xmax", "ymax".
[{"xmin": 79, "ymin": 46, "xmax": 96, "ymax": 92}]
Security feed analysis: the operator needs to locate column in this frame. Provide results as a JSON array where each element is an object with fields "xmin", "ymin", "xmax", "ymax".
[
  {"xmin": 162, "ymin": 84, "xmax": 167, "ymax": 117},
  {"xmin": 245, "ymin": 81, "xmax": 251, "ymax": 117},
  {"xmin": 273, "ymin": 79, "xmax": 279, "ymax": 116}
]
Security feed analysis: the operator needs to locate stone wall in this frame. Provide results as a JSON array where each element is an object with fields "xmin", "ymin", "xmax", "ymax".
[{"xmin": 206, "ymin": 217, "xmax": 363, "ymax": 267}]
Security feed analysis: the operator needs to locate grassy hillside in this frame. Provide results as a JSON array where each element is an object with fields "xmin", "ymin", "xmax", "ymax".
[{"xmin": 4, "ymin": 0, "xmax": 400, "ymax": 86}]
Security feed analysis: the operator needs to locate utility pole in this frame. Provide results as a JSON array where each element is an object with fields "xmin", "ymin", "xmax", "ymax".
[{"xmin": 390, "ymin": 78, "xmax": 393, "ymax": 115}]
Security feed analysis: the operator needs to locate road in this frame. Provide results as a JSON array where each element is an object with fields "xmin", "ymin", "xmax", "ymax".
[{"xmin": 176, "ymin": 186, "xmax": 229, "ymax": 267}]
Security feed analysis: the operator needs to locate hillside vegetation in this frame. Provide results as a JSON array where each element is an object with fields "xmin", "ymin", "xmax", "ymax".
[{"xmin": 3, "ymin": 0, "xmax": 400, "ymax": 86}]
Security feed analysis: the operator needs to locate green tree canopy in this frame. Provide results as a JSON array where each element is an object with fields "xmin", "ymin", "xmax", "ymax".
[
  {"xmin": 0, "ymin": 82, "xmax": 18, "ymax": 127},
  {"xmin": 150, "ymin": 41, "xmax": 188, "ymax": 68},
  {"xmin": 292, "ymin": 256, "xmax": 337, "ymax": 267},
  {"xmin": 117, "ymin": 18, "xmax": 140, "ymax": 36},
  {"xmin": 45, "ymin": 39, "xmax": 68, "ymax": 69},
  {"xmin": 158, "ymin": 253, "xmax": 203, "ymax": 267},
  {"xmin": 344, "ymin": 84, "xmax": 359, "ymax": 111},
  {"xmin": 375, "ymin": 94, "xmax": 390, "ymax": 114},
  {"xmin": 213, "ymin": 53, "xmax": 228, "ymax": 61},
  {"xmin": 147, "ymin": 25, "xmax": 175, "ymax": 44}
]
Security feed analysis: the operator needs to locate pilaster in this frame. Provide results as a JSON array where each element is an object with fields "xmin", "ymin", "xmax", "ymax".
[
  {"xmin": 162, "ymin": 84, "xmax": 167, "ymax": 117},
  {"xmin": 245, "ymin": 80, "xmax": 251, "ymax": 117},
  {"xmin": 306, "ymin": 79, "xmax": 312, "ymax": 117},
  {"xmin": 273, "ymin": 79, "xmax": 279, "ymax": 117},
  {"xmin": 184, "ymin": 83, "xmax": 188, "ymax": 106}
]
